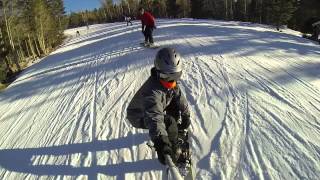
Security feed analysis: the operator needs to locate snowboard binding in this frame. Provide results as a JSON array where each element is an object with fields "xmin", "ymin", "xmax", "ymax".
[{"xmin": 174, "ymin": 129, "xmax": 192, "ymax": 177}]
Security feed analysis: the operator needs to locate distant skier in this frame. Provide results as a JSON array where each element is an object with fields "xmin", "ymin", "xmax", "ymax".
[
  {"xmin": 126, "ymin": 47, "xmax": 191, "ymax": 165},
  {"xmin": 125, "ymin": 16, "xmax": 133, "ymax": 26},
  {"xmin": 76, "ymin": 31, "xmax": 80, "ymax": 37},
  {"xmin": 138, "ymin": 7, "xmax": 156, "ymax": 47}
]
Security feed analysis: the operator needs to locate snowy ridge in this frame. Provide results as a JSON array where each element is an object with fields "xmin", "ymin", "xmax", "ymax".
[{"xmin": 0, "ymin": 19, "xmax": 320, "ymax": 179}]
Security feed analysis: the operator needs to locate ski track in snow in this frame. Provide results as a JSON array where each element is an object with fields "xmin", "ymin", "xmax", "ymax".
[{"xmin": 0, "ymin": 19, "xmax": 320, "ymax": 180}]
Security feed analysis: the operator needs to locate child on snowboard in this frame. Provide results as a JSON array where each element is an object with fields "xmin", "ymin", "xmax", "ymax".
[
  {"xmin": 138, "ymin": 7, "xmax": 156, "ymax": 47},
  {"xmin": 126, "ymin": 47, "xmax": 191, "ymax": 165}
]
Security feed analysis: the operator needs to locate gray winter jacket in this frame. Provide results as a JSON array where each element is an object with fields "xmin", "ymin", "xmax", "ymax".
[{"xmin": 126, "ymin": 68, "xmax": 190, "ymax": 141}]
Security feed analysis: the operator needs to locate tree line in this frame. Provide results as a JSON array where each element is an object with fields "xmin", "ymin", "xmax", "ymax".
[{"xmin": 68, "ymin": 0, "xmax": 319, "ymax": 33}]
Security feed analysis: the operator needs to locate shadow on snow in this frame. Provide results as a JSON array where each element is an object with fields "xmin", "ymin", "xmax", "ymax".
[{"xmin": 0, "ymin": 133, "xmax": 162, "ymax": 178}]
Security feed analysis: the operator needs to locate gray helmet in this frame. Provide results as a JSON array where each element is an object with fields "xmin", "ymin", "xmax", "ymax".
[
  {"xmin": 154, "ymin": 47, "xmax": 182, "ymax": 73},
  {"xmin": 154, "ymin": 48, "xmax": 183, "ymax": 81}
]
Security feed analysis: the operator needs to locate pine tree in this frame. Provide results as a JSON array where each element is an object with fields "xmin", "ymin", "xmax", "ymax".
[
  {"xmin": 267, "ymin": 0, "xmax": 296, "ymax": 29},
  {"xmin": 0, "ymin": 26, "xmax": 11, "ymax": 82},
  {"xmin": 152, "ymin": 0, "xmax": 167, "ymax": 17},
  {"xmin": 176, "ymin": 0, "xmax": 190, "ymax": 18},
  {"xmin": 47, "ymin": 0, "xmax": 66, "ymax": 37},
  {"xmin": 166, "ymin": 0, "xmax": 180, "ymax": 18},
  {"xmin": 190, "ymin": 0, "xmax": 204, "ymax": 18},
  {"xmin": 291, "ymin": 0, "xmax": 320, "ymax": 33},
  {"xmin": 68, "ymin": 12, "xmax": 83, "ymax": 28},
  {"xmin": 234, "ymin": 0, "xmax": 249, "ymax": 21},
  {"xmin": 248, "ymin": 0, "xmax": 263, "ymax": 23},
  {"xmin": 127, "ymin": 0, "xmax": 139, "ymax": 16},
  {"xmin": 0, "ymin": 0, "xmax": 66, "ymax": 84},
  {"xmin": 102, "ymin": 0, "xmax": 115, "ymax": 21},
  {"xmin": 0, "ymin": 27, "xmax": 9, "ymax": 65},
  {"xmin": 1, "ymin": 0, "xmax": 25, "ymax": 71},
  {"xmin": 139, "ymin": 0, "xmax": 151, "ymax": 11},
  {"xmin": 32, "ymin": 0, "xmax": 56, "ymax": 54}
]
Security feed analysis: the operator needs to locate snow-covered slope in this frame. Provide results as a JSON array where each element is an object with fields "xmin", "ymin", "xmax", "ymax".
[{"xmin": 0, "ymin": 19, "xmax": 319, "ymax": 180}]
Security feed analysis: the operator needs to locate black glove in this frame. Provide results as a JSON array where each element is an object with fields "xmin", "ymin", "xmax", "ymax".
[
  {"xmin": 178, "ymin": 116, "xmax": 190, "ymax": 130},
  {"xmin": 153, "ymin": 135, "xmax": 172, "ymax": 165}
]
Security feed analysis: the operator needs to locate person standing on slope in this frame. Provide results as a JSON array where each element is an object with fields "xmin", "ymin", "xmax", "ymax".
[
  {"xmin": 126, "ymin": 47, "xmax": 191, "ymax": 165},
  {"xmin": 138, "ymin": 7, "xmax": 156, "ymax": 47},
  {"xmin": 125, "ymin": 15, "xmax": 133, "ymax": 26}
]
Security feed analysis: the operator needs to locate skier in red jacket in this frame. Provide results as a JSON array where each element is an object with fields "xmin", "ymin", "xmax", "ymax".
[{"xmin": 138, "ymin": 7, "xmax": 156, "ymax": 47}]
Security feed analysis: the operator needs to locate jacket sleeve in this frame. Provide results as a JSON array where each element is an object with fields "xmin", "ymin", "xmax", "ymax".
[
  {"xmin": 143, "ymin": 90, "xmax": 168, "ymax": 140},
  {"xmin": 176, "ymin": 86, "xmax": 190, "ymax": 124}
]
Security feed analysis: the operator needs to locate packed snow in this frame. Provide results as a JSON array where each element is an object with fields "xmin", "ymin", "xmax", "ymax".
[{"xmin": 0, "ymin": 19, "xmax": 320, "ymax": 180}]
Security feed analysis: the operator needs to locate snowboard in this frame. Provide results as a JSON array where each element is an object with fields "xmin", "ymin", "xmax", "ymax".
[
  {"xmin": 172, "ymin": 129, "xmax": 195, "ymax": 180},
  {"xmin": 139, "ymin": 42, "xmax": 160, "ymax": 49}
]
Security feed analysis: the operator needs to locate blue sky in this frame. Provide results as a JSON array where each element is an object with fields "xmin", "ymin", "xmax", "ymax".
[{"xmin": 64, "ymin": 0, "xmax": 102, "ymax": 13}]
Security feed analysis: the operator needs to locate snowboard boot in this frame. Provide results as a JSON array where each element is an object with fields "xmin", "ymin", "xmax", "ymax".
[
  {"xmin": 148, "ymin": 42, "xmax": 155, "ymax": 48},
  {"xmin": 144, "ymin": 41, "xmax": 150, "ymax": 47},
  {"xmin": 175, "ymin": 129, "xmax": 191, "ymax": 163}
]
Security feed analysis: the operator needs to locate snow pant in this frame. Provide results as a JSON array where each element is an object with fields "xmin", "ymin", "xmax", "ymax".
[
  {"xmin": 127, "ymin": 21, "xmax": 132, "ymax": 26},
  {"xmin": 164, "ymin": 99, "xmax": 180, "ymax": 145},
  {"xmin": 164, "ymin": 115, "xmax": 179, "ymax": 146},
  {"xmin": 143, "ymin": 26, "xmax": 154, "ymax": 44}
]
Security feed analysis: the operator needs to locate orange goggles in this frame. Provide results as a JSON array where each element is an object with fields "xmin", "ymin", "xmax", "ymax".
[{"xmin": 160, "ymin": 79, "xmax": 177, "ymax": 89}]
